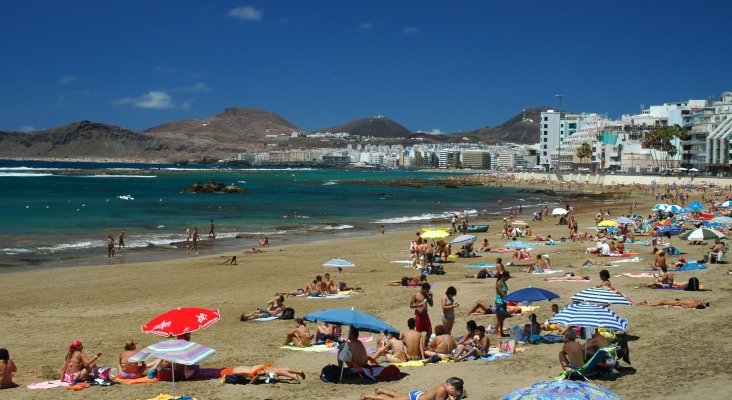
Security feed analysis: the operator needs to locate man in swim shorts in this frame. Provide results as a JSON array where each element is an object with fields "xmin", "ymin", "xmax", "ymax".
[
  {"xmin": 361, "ymin": 376, "xmax": 465, "ymax": 400},
  {"xmin": 410, "ymin": 283, "xmax": 433, "ymax": 348}
]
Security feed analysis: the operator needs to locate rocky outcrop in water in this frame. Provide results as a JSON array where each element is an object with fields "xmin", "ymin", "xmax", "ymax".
[{"xmin": 182, "ymin": 180, "xmax": 245, "ymax": 193}]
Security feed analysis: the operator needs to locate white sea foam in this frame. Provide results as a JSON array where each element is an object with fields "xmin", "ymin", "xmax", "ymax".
[
  {"xmin": 237, "ymin": 180, "xmax": 247, "ymax": 184},
  {"xmin": 0, "ymin": 172, "xmax": 54, "ymax": 177},
  {"xmin": 1, "ymin": 248, "xmax": 33, "ymax": 255},
  {"xmin": 322, "ymin": 180, "xmax": 338, "ymax": 185},
  {"xmin": 322, "ymin": 224, "xmax": 354, "ymax": 230},
  {"xmin": 374, "ymin": 212, "xmax": 453, "ymax": 224}
]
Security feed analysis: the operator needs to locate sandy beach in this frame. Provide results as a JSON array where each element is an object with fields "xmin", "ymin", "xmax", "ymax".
[{"xmin": 2, "ymin": 184, "xmax": 732, "ymax": 400}]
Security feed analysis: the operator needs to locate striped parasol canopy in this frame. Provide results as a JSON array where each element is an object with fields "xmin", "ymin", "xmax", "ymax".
[
  {"xmin": 570, "ymin": 287, "xmax": 632, "ymax": 306},
  {"xmin": 450, "ymin": 234, "xmax": 477, "ymax": 245},
  {"xmin": 129, "ymin": 339, "xmax": 215, "ymax": 365},
  {"xmin": 549, "ymin": 303, "xmax": 628, "ymax": 332},
  {"xmin": 502, "ymin": 380, "xmax": 622, "ymax": 400},
  {"xmin": 323, "ymin": 258, "xmax": 356, "ymax": 268}
]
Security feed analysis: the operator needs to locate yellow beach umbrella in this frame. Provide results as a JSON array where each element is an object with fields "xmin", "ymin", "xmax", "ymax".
[
  {"xmin": 597, "ymin": 220, "xmax": 619, "ymax": 228},
  {"xmin": 421, "ymin": 230, "xmax": 450, "ymax": 239}
]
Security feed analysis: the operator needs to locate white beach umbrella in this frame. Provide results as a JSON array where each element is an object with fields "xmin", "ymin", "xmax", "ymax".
[{"xmin": 552, "ymin": 208, "xmax": 569, "ymax": 216}]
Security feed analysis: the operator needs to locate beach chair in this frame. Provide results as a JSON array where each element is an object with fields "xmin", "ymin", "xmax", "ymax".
[{"xmin": 558, "ymin": 346, "xmax": 620, "ymax": 381}]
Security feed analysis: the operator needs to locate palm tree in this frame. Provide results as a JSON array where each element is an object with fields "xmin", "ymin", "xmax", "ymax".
[
  {"xmin": 575, "ymin": 142, "xmax": 593, "ymax": 170},
  {"xmin": 642, "ymin": 125, "xmax": 690, "ymax": 171}
]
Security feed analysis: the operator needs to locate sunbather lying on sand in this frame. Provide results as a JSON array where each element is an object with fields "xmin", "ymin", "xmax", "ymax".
[
  {"xmin": 227, "ymin": 363, "xmax": 305, "ymax": 383},
  {"xmin": 240, "ymin": 296, "xmax": 286, "ymax": 321},
  {"xmin": 389, "ymin": 275, "xmax": 427, "ymax": 287},
  {"xmin": 640, "ymin": 299, "xmax": 710, "ymax": 309},
  {"xmin": 361, "ymin": 376, "xmax": 466, "ymax": 400},
  {"xmin": 544, "ymin": 275, "xmax": 591, "ymax": 281}
]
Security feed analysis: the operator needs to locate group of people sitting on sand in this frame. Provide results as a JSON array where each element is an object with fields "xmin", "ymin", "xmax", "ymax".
[{"xmin": 274, "ymin": 273, "xmax": 343, "ymax": 297}]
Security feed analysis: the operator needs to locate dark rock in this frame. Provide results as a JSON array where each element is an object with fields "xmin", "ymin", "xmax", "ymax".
[{"xmin": 182, "ymin": 180, "xmax": 245, "ymax": 194}]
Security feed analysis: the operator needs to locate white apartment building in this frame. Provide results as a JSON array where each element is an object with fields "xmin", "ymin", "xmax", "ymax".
[
  {"xmin": 704, "ymin": 92, "xmax": 732, "ymax": 172},
  {"xmin": 438, "ymin": 149, "xmax": 459, "ymax": 169},
  {"xmin": 539, "ymin": 110, "xmax": 583, "ymax": 170}
]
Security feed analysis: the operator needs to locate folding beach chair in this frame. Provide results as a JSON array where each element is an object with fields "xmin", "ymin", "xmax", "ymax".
[{"xmin": 558, "ymin": 346, "xmax": 620, "ymax": 381}]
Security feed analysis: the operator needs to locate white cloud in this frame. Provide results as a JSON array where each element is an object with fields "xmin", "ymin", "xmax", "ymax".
[
  {"xmin": 19, "ymin": 125, "xmax": 36, "ymax": 132},
  {"xmin": 403, "ymin": 26, "xmax": 420, "ymax": 35},
  {"xmin": 57, "ymin": 75, "xmax": 77, "ymax": 86},
  {"xmin": 428, "ymin": 129, "xmax": 444, "ymax": 135},
  {"xmin": 228, "ymin": 6, "xmax": 263, "ymax": 21},
  {"xmin": 359, "ymin": 22, "xmax": 373, "ymax": 30},
  {"xmin": 115, "ymin": 91, "xmax": 175, "ymax": 109}
]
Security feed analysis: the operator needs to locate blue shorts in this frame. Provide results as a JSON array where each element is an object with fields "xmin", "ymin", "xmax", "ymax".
[{"xmin": 495, "ymin": 303, "xmax": 508, "ymax": 315}]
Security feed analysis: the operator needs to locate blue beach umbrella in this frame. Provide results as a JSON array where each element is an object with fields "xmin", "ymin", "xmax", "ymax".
[
  {"xmin": 505, "ymin": 240, "xmax": 531, "ymax": 249},
  {"xmin": 550, "ymin": 303, "xmax": 628, "ymax": 332},
  {"xmin": 503, "ymin": 287, "xmax": 559, "ymax": 303},
  {"xmin": 303, "ymin": 308, "xmax": 398, "ymax": 334},
  {"xmin": 502, "ymin": 380, "xmax": 623, "ymax": 400},
  {"xmin": 711, "ymin": 216, "xmax": 732, "ymax": 225},
  {"xmin": 655, "ymin": 226, "xmax": 682, "ymax": 237},
  {"xmin": 688, "ymin": 201, "xmax": 704, "ymax": 212},
  {"xmin": 721, "ymin": 200, "xmax": 732, "ymax": 208}
]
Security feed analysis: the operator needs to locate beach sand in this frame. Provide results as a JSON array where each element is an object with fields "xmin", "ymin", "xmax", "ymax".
[{"xmin": 2, "ymin": 187, "xmax": 732, "ymax": 400}]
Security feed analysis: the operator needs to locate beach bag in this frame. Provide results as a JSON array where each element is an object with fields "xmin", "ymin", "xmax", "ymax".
[
  {"xmin": 476, "ymin": 269, "xmax": 488, "ymax": 279},
  {"xmin": 320, "ymin": 364, "xmax": 342, "ymax": 383},
  {"xmin": 686, "ymin": 277, "xmax": 700, "ymax": 291},
  {"xmin": 281, "ymin": 307, "xmax": 295, "ymax": 320}
]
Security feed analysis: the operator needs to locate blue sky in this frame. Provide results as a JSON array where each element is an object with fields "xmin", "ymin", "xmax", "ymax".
[{"xmin": 1, "ymin": 0, "xmax": 731, "ymax": 134}]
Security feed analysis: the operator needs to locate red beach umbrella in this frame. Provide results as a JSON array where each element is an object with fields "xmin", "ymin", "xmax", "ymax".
[{"xmin": 142, "ymin": 307, "xmax": 221, "ymax": 337}]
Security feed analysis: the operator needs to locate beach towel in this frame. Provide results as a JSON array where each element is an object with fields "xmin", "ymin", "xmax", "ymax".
[
  {"xmin": 253, "ymin": 316, "xmax": 279, "ymax": 321},
  {"xmin": 463, "ymin": 263, "xmax": 496, "ymax": 269},
  {"xmin": 280, "ymin": 344, "xmax": 332, "ymax": 352},
  {"xmin": 145, "ymin": 395, "xmax": 198, "ymax": 400},
  {"xmin": 391, "ymin": 358, "xmax": 451, "ymax": 367},
  {"xmin": 545, "ymin": 278, "xmax": 592, "ymax": 283},
  {"xmin": 610, "ymin": 256, "xmax": 643, "ymax": 263},
  {"xmin": 390, "ymin": 260, "xmax": 413, "ymax": 264},
  {"xmin": 481, "ymin": 352, "xmax": 513, "ymax": 361},
  {"xmin": 607, "ymin": 252, "xmax": 638, "ymax": 257},
  {"xmin": 27, "ymin": 380, "xmax": 69, "ymax": 389},
  {"xmin": 623, "ymin": 272, "xmax": 657, "ymax": 278},
  {"xmin": 531, "ymin": 269, "xmax": 564, "ymax": 275},
  {"xmin": 305, "ymin": 293, "xmax": 351, "ymax": 299},
  {"xmin": 530, "ymin": 334, "xmax": 564, "ymax": 344},
  {"xmin": 115, "ymin": 375, "xmax": 159, "ymax": 384}
]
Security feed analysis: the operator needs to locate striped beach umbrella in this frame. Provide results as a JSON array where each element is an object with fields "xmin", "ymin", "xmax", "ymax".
[
  {"xmin": 129, "ymin": 339, "xmax": 215, "ymax": 365},
  {"xmin": 323, "ymin": 258, "xmax": 356, "ymax": 268},
  {"xmin": 549, "ymin": 303, "xmax": 628, "ymax": 332},
  {"xmin": 502, "ymin": 380, "xmax": 622, "ymax": 400},
  {"xmin": 570, "ymin": 287, "xmax": 632, "ymax": 306},
  {"xmin": 680, "ymin": 227, "xmax": 725, "ymax": 241},
  {"xmin": 451, "ymin": 234, "xmax": 477, "ymax": 245}
]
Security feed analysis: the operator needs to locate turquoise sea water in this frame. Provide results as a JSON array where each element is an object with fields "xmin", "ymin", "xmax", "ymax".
[{"xmin": 0, "ymin": 160, "xmax": 558, "ymax": 269}]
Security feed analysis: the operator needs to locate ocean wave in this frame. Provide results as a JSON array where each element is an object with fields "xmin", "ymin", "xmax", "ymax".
[
  {"xmin": 374, "ymin": 212, "xmax": 453, "ymax": 224},
  {"xmin": 321, "ymin": 224, "xmax": 354, "ymax": 230},
  {"xmin": 0, "ymin": 248, "xmax": 34, "ymax": 255},
  {"xmin": 322, "ymin": 181, "xmax": 338, "ymax": 185},
  {"xmin": 0, "ymin": 172, "xmax": 54, "ymax": 177}
]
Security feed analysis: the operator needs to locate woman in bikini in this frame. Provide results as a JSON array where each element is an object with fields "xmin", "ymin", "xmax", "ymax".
[
  {"xmin": 373, "ymin": 332, "xmax": 408, "ymax": 363},
  {"xmin": 641, "ymin": 299, "xmax": 710, "ymax": 309},
  {"xmin": 0, "ymin": 348, "xmax": 18, "ymax": 389},
  {"xmin": 283, "ymin": 318, "xmax": 314, "ymax": 347},
  {"xmin": 59, "ymin": 341, "xmax": 102, "ymax": 384},
  {"xmin": 118, "ymin": 340, "xmax": 147, "ymax": 379},
  {"xmin": 441, "ymin": 286, "xmax": 459, "ymax": 335}
]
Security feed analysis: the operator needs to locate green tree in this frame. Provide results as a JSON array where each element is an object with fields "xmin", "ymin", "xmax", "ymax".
[
  {"xmin": 575, "ymin": 142, "xmax": 593, "ymax": 169},
  {"xmin": 642, "ymin": 124, "xmax": 690, "ymax": 170}
]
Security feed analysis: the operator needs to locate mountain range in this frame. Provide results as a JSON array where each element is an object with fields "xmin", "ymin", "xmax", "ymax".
[{"xmin": 0, "ymin": 107, "xmax": 551, "ymax": 163}]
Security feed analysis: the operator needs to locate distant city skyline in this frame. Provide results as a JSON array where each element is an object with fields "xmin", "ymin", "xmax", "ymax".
[{"xmin": 1, "ymin": 0, "xmax": 730, "ymax": 134}]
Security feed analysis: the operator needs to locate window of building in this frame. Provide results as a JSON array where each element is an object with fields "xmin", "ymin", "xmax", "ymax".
[
  {"xmin": 543, "ymin": 138, "xmax": 547, "ymax": 142},
  {"xmin": 543, "ymin": 124, "xmax": 548, "ymax": 129},
  {"xmin": 543, "ymin": 145, "xmax": 547, "ymax": 149},
  {"xmin": 543, "ymin": 151, "xmax": 547, "ymax": 156}
]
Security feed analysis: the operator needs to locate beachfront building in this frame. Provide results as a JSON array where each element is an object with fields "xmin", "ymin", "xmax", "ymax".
[
  {"xmin": 704, "ymin": 92, "xmax": 732, "ymax": 174},
  {"xmin": 539, "ymin": 110, "xmax": 583, "ymax": 171},
  {"xmin": 460, "ymin": 149, "xmax": 491, "ymax": 169},
  {"xmin": 438, "ymin": 149, "xmax": 460, "ymax": 169}
]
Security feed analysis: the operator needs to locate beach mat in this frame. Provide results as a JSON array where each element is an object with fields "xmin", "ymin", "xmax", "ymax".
[
  {"xmin": 253, "ymin": 316, "xmax": 279, "ymax": 321},
  {"xmin": 27, "ymin": 380, "xmax": 69, "ymax": 389},
  {"xmin": 463, "ymin": 263, "xmax": 496, "ymax": 269},
  {"xmin": 531, "ymin": 269, "xmax": 563, "ymax": 275},
  {"xmin": 391, "ymin": 358, "xmax": 451, "ymax": 367},
  {"xmin": 544, "ymin": 278, "xmax": 592, "ymax": 282},
  {"xmin": 280, "ymin": 344, "xmax": 331, "ymax": 352},
  {"xmin": 305, "ymin": 293, "xmax": 351, "ymax": 299}
]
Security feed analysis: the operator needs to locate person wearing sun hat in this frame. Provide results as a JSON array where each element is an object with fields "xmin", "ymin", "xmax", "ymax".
[{"xmin": 60, "ymin": 340, "xmax": 102, "ymax": 384}]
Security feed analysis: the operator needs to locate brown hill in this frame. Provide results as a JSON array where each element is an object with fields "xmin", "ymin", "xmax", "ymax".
[
  {"xmin": 459, "ymin": 107, "xmax": 549, "ymax": 144},
  {"xmin": 0, "ymin": 120, "xmax": 175, "ymax": 162},
  {"xmin": 143, "ymin": 107, "xmax": 307, "ymax": 154},
  {"xmin": 315, "ymin": 116, "xmax": 412, "ymax": 138}
]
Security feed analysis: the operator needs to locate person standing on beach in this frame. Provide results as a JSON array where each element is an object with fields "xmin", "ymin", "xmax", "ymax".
[
  {"xmin": 106, "ymin": 234, "xmax": 115, "ymax": 259},
  {"xmin": 410, "ymin": 283, "xmax": 433, "ymax": 348},
  {"xmin": 494, "ymin": 271, "xmax": 511, "ymax": 337},
  {"xmin": 208, "ymin": 220, "xmax": 215, "ymax": 238},
  {"xmin": 190, "ymin": 227, "xmax": 199, "ymax": 255},
  {"xmin": 117, "ymin": 230, "xmax": 125, "ymax": 250},
  {"xmin": 184, "ymin": 226, "xmax": 191, "ymax": 243}
]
